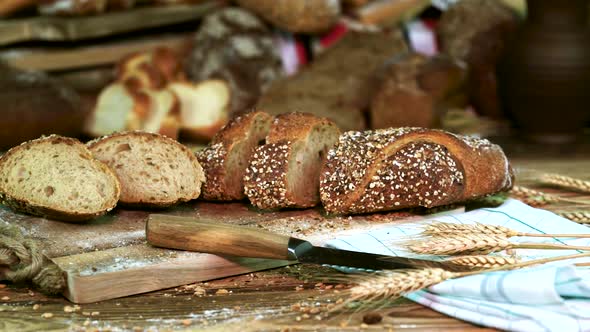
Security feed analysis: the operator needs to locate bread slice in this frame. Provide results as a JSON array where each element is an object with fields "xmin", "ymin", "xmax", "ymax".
[
  {"xmin": 197, "ymin": 111, "xmax": 273, "ymax": 201},
  {"xmin": 244, "ymin": 112, "xmax": 341, "ymax": 210},
  {"xmin": 319, "ymin": 128, "xmax": 514, "ymax": 215},
  {"xmin": 85, "ymin": 83, "xmax": 181, "ymax": 139},
  {"xmin": 169, "ymin": 80, "xmax": 230, "ymax": 141},
  {"xmin": 88, "ymin": 131, "xmax": 204, "ymax": 207},
  {"xmin": 0, "ymin": 135, "xmax": 120, "ymax": 222}
]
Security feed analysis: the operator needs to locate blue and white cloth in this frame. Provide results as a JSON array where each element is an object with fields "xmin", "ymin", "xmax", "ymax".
[{"xmin": 326, "ymin": 199, "xmax": 590, "ymax": 332}]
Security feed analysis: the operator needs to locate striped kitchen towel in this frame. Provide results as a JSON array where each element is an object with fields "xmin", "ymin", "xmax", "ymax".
[{"xmin": 326, "ymin": 199, "xmax": 590, "ymax": 332}]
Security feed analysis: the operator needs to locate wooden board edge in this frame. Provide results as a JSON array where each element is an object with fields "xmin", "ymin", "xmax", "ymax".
[{"xmin": 61, "ymin": 254, "xmax": 291, "ymax": 303}]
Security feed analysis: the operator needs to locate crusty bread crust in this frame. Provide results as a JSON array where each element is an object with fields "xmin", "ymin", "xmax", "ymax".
[
  {"xmin": 197, "ymin": 111, "xmax": 273, "ymax": 201},
  {"xmin": 320, "ymin": 128, "xmax": 513, "ymax": 214},
  {"xmin": 244, "ymin": 112, "xmax": 341, "ymax": 209},
  {"xmin": 0, "ymin": 135, "xmax": 120, "ymax": 222},
  {"xmin": 88, "ymin": 131, "xmax": 204, "ymax": 207}
]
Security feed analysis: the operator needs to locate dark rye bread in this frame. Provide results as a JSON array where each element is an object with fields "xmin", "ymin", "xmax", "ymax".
[
  {"xmin": 244, "ymin": 112, "xmax": 341, "ymax": 210},
  {"xmin": 88, "ymin": 131, "xmax": 204, "ymax": 207},
  {"xmin": 320, "ymin": 128, "xmax": 513, "ymax": 214},
  {"xmin": 0, "ymin": 135, "xmax": 120, "ymax": 222},
  {"xmin": 197, "ymin": 111, "xmax": 273, "ymax": 201}
]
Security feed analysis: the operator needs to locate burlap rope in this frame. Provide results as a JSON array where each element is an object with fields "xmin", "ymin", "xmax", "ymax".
[{"xmin": 0, "ymin": 224, "xmax": 65, "ymax": 294}]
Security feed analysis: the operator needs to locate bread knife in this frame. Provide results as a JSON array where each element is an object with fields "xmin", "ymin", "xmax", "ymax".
[{"xmin": 146, "ymin": 214, "xmax": 469, "ymax": 272}]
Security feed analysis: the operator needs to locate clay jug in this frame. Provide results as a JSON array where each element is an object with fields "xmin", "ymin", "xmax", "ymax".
[{"xmin": 497, "ymin": 0, "xmax": 590, "ymax": 143}]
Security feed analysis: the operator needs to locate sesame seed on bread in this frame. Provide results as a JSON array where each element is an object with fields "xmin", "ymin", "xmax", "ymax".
[
  {"xmin": 197, "ymin": 111, "xmax": 274, "ymax": 201},
  {"xmin": 244, "ymin": 112, "xmax": 341, "ymax": 210},
  {"xmin": 0, "ymin": 135, "xmax": 121, "ymax": 222},
  {"xmin": 320, "ymin": 128, "xmax": 513, "ymax": 214},
  {"xmin": 88, "ymin": 131, "xmax": 204, "ymax": 207}
]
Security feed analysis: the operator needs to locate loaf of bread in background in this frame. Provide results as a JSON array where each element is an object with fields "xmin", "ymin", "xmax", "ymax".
[
  {"xmin": 197, "ymin": 111, "xmax": 274, "ymax": 201},
  {"xmin": 257, "ymin": 30, "xmax": 408, "ymax": 131},
  {"xmin": 0, "ymin": 63, "xmax": 86, "ymax": 151},
  {"xmin": 370, "ymin": 52, "xmax": 468, "ymax": 129},
  {"xmin": 235, "ymin": 0, "xmax": 341, "ymax": 34},
  {"xmin": 0, "ymin": 135, "xmax": 120, "ymax": 222},
  {"xmin": 85, "ymin": 83, "xmax": 181, "ymax": 139},
  {"xmin": 185, "ymin": 7, "xmax": 283, "ymax": 116},
  {"xmin": 320, "ymin": 128, "xmax": 513, "ymax": 214},
  {"xmin": 170, "ymin": 80, "xmax": 230, "ymax": 141},
  {"xmin": 244, "ymin": 112, "xmax": 341, "ymax": 210},
  {"xmin": 88, "ymin": 131, "xmax": 205, "ymax": 207},
  {"xmin": 437, "ymin": 0, "xmax": 519, "ymax": 119}
]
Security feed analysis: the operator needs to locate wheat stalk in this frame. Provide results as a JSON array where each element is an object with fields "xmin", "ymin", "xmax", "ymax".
[
  {"xmin": 406, "ymin": 233, "xmax": 590, "ymax": 255},
  {"xmin": 510, "ymin": 186, "xmax": 590, "ymax": 206},
  {"xmin": 423, "ymin": 221, "xmax": 590, "ymax": 238},
  {"xmin": 331, "ymin": 251, "xmax": 590, "ymax": 310},
  {"xmin": 445, "ymin": 255, "xmax": 519, "ymax": 268},
  {"xmin": 556, "ymin": 211, "xmax": 590, "ymax": 224},
  {"xmin": 539, "ymin": 173, "xmax": 590, "ymax": 194}
]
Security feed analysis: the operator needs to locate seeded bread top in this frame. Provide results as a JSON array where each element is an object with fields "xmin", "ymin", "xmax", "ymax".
[
  {"xmin": 320, "ymin": 128, "xmax": 513, "ymax": 213},
  {"xmin": 266, "ymin": 112, "xmax": 339, "ymax": 143}
]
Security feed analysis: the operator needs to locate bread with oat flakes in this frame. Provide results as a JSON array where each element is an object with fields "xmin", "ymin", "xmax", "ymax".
[
  {"xmin": 88, "ymin": 131, "xmax": 204, "ymax": 207},
  {"xmin": 197, "ymin": 111, "xmax": 273, "ymax": 201},
  {"xmin": 244, "ymin": 112, "xmax": 341, "ymax": 210},
  {"xmin": 0, "ymin": 135, "xmax": 120, "ymax": 222},
  {"xmin": 320, "ymin": 128, "xmax": 513, "ymax": 214}
]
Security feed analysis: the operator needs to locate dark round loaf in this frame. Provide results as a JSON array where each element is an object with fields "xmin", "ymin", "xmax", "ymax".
[
  {"xmin": 0, "ymin": 63, "xmax": 85, "ymax": 150},
  {"xmin": 437, "ymin": 0, "xmax": 519, "ymax": 119},
  {"xmin": 185, "ymin": 7, "xmax": 283, "ymax": 116}
]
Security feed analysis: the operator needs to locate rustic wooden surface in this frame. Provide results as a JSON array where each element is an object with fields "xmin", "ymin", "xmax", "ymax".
[
  {"xmin": 0, "ymin": 1, "xmax": 222, "ymax": 46},
  {"xmin": 1, "ymin": 143, "xmax": 590, "ymax": 331}
]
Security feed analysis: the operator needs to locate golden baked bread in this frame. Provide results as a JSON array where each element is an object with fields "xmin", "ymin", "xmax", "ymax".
[
  {"xmin": 0, "ymin": 135, "xmax": 120, "ymax": 222},
  {"xmin": 320, "ymin": 128, "xmax": 513, "ymax": 214},
  {"xmin": 88, "ymin": 131, "xmax": 204, "ymax": 207},
  {"xmin": 244, "ymin": 112, "xmax": 341, "ymax": 210},
  {"xmin": 197, "ymin": 111, "xmax": 274, "ymax": 201}
]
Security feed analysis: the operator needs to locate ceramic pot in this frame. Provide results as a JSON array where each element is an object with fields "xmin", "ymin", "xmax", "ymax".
[{"xmin": 497, "ymin": 0, "xmax": 590, "ymax": 143}]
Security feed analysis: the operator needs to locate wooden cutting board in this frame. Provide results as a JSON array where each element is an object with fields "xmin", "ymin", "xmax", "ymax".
[{"xmin": 0, "ymin": 202, "xmax": 460, "ymax": 303}]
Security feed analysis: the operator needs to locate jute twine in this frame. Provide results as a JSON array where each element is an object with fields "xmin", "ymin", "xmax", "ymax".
[{"xmin": 0, "ymin": 223, "xmax": 65, "ymax": 294}]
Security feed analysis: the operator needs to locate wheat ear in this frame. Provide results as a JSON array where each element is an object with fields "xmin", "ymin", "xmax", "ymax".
[
  {"xmin": 423, "ymin": 221, "xmax": 590, "ymax": 238},
  {"xmin": 334, "ymin": 251, "xmax": 590, "ymax": 308},
  {"xmin": 539, "ymin": 173, "xmax": 590, "ymax": 194},
  {"xmin": 510, "ymin": 186, "xmax": 590, "ymax": 206},
  {"xmin": 406, "ymin": 234, "xmax": 590, "ymax": 255},
  {"xmin": 556, "ymin": 211, "xmax": 590, "ymax": 224},
  {"xmin": 445, "ymin": 255, "xmax": 519, "ymax": 268}
]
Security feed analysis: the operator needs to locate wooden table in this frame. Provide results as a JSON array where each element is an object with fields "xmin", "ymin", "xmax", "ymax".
[{"xmin": 1, "ymin": 139, "xmax": 589, "ymax": 332}]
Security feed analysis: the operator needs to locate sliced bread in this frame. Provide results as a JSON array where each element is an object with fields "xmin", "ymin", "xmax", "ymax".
[
  {"xmin": 88, "ymin": 131, "xmax": 205, "ymax": 207},
  {"xmin": 0, "ymin": 135, "xmax": 120, "ymax": 222},
  {"xmin": 244, "ymin": 112, "xmax": 341, "ymax": 210},
  {"xmin": 197, "ymin": 111, "xmax": 273, "ymax": 201}
]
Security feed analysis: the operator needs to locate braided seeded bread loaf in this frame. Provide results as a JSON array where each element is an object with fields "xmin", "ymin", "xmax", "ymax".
[
  {"xmin": 244, "ymin": 112, "xmax": 341, "ymax": 210},
  {"xmin": 320, "ymin": 128, "xmax": 513, "ymax": 214},
  {"xmin": 197, "ymin": 111, "xmax": 273, "ymax": 201}
]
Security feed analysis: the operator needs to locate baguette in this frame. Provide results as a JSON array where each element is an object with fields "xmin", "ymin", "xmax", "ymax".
[
  {"xmin": 320, "ymin": 128, "xmax": 513, "ymax": 214},
  {"xmin": 88, "ymin": 132, "xmax": 204, "ymax": 207},
  {"xmin": 0, "ymin": 135, "xmax": 120, "ymax": 222},
  {"xmin": 244, "ymin": 112, "xmax": 341, "ymax": 210},
  {"xmin": 197, "ymin": 111, "xmax": 273, "ymax": 201}
]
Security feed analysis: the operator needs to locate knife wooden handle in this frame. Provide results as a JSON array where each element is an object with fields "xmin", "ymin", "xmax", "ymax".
[{"xmin": 146, "ymin": 214, "xmax": 292, "ymax": 260}]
